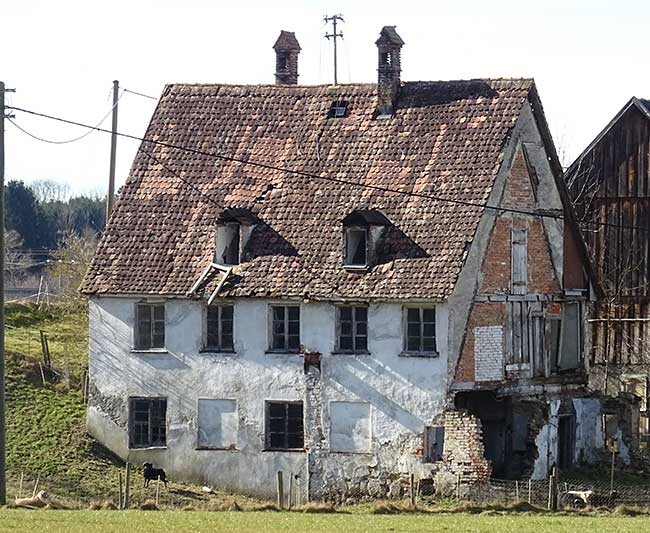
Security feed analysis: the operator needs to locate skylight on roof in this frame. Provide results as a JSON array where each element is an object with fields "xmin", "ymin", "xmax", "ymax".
[{"xmin": 328, "ymin": 100, "xmax": 349, "ymax": 119}]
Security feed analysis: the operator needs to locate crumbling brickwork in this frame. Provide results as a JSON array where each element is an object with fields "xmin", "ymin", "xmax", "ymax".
[{"xmin": 440, "ymin": 410, "xmax": 492, "ymax": 482}]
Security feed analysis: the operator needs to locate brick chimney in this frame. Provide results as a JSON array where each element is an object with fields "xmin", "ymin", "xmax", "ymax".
[
  {"xmin": 375, "ymin": 26, "xmax": 404, "ymax": 116},
  {"xmin": 273, "ymin": 31, "xmax": 301, "ymax": 85}
]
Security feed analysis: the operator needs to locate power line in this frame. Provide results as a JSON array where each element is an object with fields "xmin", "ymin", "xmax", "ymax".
[
  {"xmin": 6, "ymin": 103, "xmax": 650, "ymax": 235},
  {"xmin": 123, "ymin": 88, "xmax": 157, "ymax": 101},
  {"xmin": 6, "ymin": 91, "xmax": 124, "ymax": 145}
]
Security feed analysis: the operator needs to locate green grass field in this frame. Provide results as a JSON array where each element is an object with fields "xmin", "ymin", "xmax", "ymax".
[{"xmin": 1, "ymin": 509, "xmax": 650, "ymax": 533}]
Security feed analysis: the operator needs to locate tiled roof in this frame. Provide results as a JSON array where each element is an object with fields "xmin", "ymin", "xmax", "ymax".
[{"xmin": 82, "ymin": 79, "xmax": 534, "ymax": 300}]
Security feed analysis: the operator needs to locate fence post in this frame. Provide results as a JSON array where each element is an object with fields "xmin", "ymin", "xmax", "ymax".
[
  {"xmin": 288, "ymin": 473, "xmax": 293, "ymax": 510},
  {"xmin": 124, "ymin": 463, "xmax": 131, "ymax": 509},
  {"xmin": 547, "ymin": 467, "xmax": 558, "ymax": 511},
  {"xmin": 18, "ymin": 471, "xmax": 24, "ymax": 499},
  {"xmin": 155, "ymin": 478, "xmax": 160, "ymax": 506},
  {"xmin": 515, "ymin": 480, "xmax": 519, "ymax": 501},
  {"xmin": 118, "ymin": 471, "xmax": 124, "ymax": 509},
  {"xmin": 456, "ymin": 471, "xmax": 461, "ymax": 500},
  {"xmin": 410, "ymin": 473, "xmax": 416, "ymax": 507},
  {"xmin": 528, "ymin": 479, "xmax": 532, "ymax": 504},
  {"xmin": 276, "ymin": 471, "xmax": 284, "ymax": 509}
]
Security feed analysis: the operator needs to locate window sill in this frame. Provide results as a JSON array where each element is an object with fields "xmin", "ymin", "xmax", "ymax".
[
  {"xmin": 195, "ymin": 447, "xmax": 239, "ymax": 451},
  {"xmin": 265, "ymin": 350, "xmax": 301, "ymax": 355},
  {"xmin": 128, "ymin": 445, "xmax": 168, "ymax": 450},
  {"xmin": 399, "ymin": 351, "xmax": 439, "ymax": 358},
  {"xmin": 262, "ymin": 448, "xmax": 306, "ymax": 453},
  {"xmin": 506, "ymin": 363, "xmax": 530, "ymax": 371},
  {"xmin": 343, "ymin": 265, "xmax": 370, "ymax": 272},
  {"xmin": 200, "ymin": 350, "xmax": 237, "ymax": 356},
  {"xmin": 130, "ymin": 348, "xmax": 168, "ymax": 354},
  {"xmin": 329, "ymin": 450, "xmax": 372, "ymax": 455},
  {"xmin": 331, "ymin": 350, "xmax": 371, "ymax": 356}
]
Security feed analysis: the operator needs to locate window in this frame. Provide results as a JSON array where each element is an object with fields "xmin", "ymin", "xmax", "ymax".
[
  {"xmin": 511, "ymin": 228, "xmax": 528, "ymax": 295},
  {"xmin": 266, "ymin": 401, "xmax": 304, "ymax": 450},
  {"xmin": 328, "ymin": 100, "xmax": 349, "ymax": 118},
  {"xmin": 276, "ymin": 52, "xmax": 288, "ymax": 71},
  {"xmin": 337, "ymin": 306, "xmax": 368, "ymax": 353},
  {"xmin": 345, "ymin": 228, "xmax": 368, "ymax": 267},
  {"xmin": 423, "ymin": 426, "xmax": 445, "ymax": 462},
  {"xmin": 270, "ymin": 305, "xmax": 300, "ymax": 352},
  {"xmin": 558, "ymin": 302, "xmax": 581, "ymax": 371},
  {"xmin": 330, "ymin": 401, "xmax": 371, "ymax": 452},
  {"xmin": 508, "ymin": 301, "xmax": 531, "ymax": 365},
  {"xmin": 205, "ymin": 304, "xmax": 234, "ymax": 352},
  {"xmin": 404, "ymin": 307, "xmax": 436, "ymax": 354},
  {"xmin": 134, "ymin": 303, "xmax": 165, "ymax": 350},
  {"xmin": 129, "ymin": 398, "xmax": 167, "ymax": 448},
  {"xmin": 197, "ymin": 399, "xmax": 238, "ymax": 449},
  {"xmin": 216, "ymin": 223, "xmax": 240, "ymax": 265}
]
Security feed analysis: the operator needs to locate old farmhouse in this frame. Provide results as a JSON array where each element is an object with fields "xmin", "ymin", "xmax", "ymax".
[{"xmin": 82, "ymin": 27, "xmax": 628, "ymax": 501}]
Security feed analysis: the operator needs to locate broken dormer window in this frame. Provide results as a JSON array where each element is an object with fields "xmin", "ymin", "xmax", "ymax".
[
  {"xmin": 345, "ymin": 228, "xmax": 368, "ymax": 267},
  {"xmin": 328, "ymin": 100, "xmax": 349, "ymax": 119},
  {"xmin": 216, "ymin": 222, "xmax": 240, "ymax": 266}
]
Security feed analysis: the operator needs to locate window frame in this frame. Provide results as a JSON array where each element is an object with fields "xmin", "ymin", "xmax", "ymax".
[
  {"xmin": 264, "ymin": 400, "xmax": 305, "ymax": 451},
  {"xmin": 128, "ymin": 397, "xmax": 167, "ymax": 449},
  {"xmin": 133, "ymin": 302, "xmax": 166, "ymax": 351},
  {"xmin": 344, "ymin": 226, "xmax": 369, "ymax": 268},
  {"xmin": 268, "ymin": 304, "xmax": 301, "ymax": 353},
  {"xmin": 401, "ymin": 305, "xmax": 437, "ymax": 356},
  {"xmin": 334, "ymin": 305, "xmax": 369, "ymax": 354},
  {"xmin": 203, "ymin": 303, "xmax": 235, "ymax": 353}
]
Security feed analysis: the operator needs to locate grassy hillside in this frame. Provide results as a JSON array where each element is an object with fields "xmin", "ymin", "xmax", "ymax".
[{"xmin": 3, "ymin": 302, "xmax": 257, "ymax": 508}]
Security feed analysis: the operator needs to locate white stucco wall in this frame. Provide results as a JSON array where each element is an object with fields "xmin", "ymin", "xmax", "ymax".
[{"xmin": 87, "ymin": 296, "xmax": 449, "ymax": 500}]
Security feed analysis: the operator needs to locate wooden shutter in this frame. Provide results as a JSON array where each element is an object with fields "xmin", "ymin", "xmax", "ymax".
[{"xmin": 511, "ymin": 228, "xmax": 528, "ymax": 294}]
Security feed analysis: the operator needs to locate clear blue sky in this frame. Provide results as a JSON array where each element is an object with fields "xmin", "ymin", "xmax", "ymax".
[{"xmin": 3, "ymin": 0, "xmax": 650, "ymax": 195}]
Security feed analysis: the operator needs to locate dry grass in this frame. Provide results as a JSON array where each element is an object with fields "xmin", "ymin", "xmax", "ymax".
[
  {"xmin": 139, "ymin": 499, "xmax": 159, "ymax": 511},
  {"xmin": 296, "ymin": 502, "xmax": 338, "ymax": 513}
]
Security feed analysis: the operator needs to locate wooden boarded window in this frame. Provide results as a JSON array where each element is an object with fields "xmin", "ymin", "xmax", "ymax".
[
  {"xmin": 511, "ymin": 228, "xmax": 528, "ymax": 294},
  {"xmin": 423, "ymin": 426, "xmax": 445, "ymax": 462},
  {"xmin": 557, "ymin": 302, "xmax": 581, "ymax": 371},
  {"xmin": 508, "ymin": 301, "xmax": 530, "ymax": 364}
]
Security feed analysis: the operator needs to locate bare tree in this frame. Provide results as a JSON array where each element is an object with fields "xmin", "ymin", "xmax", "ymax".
[{"xmin": 29, "ymin": 179, "xmax": 71, "ymax": 203}]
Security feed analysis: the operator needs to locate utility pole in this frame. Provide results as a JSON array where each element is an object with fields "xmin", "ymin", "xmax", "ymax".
[
  {"xmin": 324, "ymin": 14, "xmax": 344, "ymax": 85},
  {"xmin": 0, "ymin": 81, "xmax": 15, "ymax": 507},
  {"xmin": 106, "ymin": 80, "xmax": 119, "ymax": 225}
]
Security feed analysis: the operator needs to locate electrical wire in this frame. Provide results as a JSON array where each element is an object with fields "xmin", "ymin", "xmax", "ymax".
[
  {"xmin": 6, "ymin": 103, "xmax": 650, "ymax": 234},
  {"xmin": 123, "ymin": 88, "xmax": 157, "ymax": 101},
  {"xmin": 6, "ymin": 91, "xmax": 124, "ymax": 145}
]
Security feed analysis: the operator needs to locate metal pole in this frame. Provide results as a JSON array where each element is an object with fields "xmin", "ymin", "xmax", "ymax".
[
  {"xmin": 324, "ymin": 15, "xmax": 344, "ymax": 86},
  {"xmin": 106, "ymin": 80, "xmax": 119, "ymax": 225},
  {"xmin": 332, "ymin": 17, "xmax": 338, "ymax": 85}
]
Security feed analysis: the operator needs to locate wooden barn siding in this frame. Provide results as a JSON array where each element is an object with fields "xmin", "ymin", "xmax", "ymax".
[{"xmin": 567, "ymin": 106, "xmax": 650, "ymax": 365}]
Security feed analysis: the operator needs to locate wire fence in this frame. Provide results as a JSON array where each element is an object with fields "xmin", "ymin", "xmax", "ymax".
[{"xmin": 415, "ymin": 475, "xmax": 650, "ymax": 509}]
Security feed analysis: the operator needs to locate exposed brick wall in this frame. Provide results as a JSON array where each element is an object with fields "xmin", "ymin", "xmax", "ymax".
[
  {"xmin": 501, "ymin": 148, "xmax": 536, "ymax": 210},
  {"xmin": 474, "ymin": 326, "xmax": 504, "ymax": 382},
  {"xmin": 455, "ymin": 302, "xmax": 505, "ymax": 383},
  {"xmin": 527, "ymin": 219, "xmax": 561, "ymax": 293},
  {"xmin": 442, "ymin": 410, "xmax": 492, "ymax": 482},
  {"xmin": 480, "ymin": 217, "xmax": 511, "ymax": 294}
]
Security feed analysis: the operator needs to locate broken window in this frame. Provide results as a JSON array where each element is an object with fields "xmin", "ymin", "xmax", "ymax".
[
  {"xmin": 216, "ymin": 222, "xmax": 240, "ymax": 265},
  {"xmin": 330, "ymin": 401, "xmax": 371, "ymax": 452},
  {"xmin": 345, "ymin": 228, "xmax": 368, "ymax": 267},
  {"xmin": 381, "ymin": 51, "xmax": 392, "ymax": 66},
  {"xmin": 423, "ymin": 426, "xmax": 445, "ymax": 462},
  {"xmin": 197, "ymin": 399, "xmax": 238, "ymax": 449},
  {"xmin": 270, "ymin": 305, "xmax": 300, "ymax": 352},
  {"xmin": 134, "ymin": 303, "xmax": 165, "ymax": 350},
  {"xmin": 404, "ymin": 307, "xmax": 436, "ymax": 354},
  {"xmin": 511, "ymin": 228, "xmax": 528, "ymax": 295},
  {"xmin": 266, "ymin": 401, "xmax": 304, "ymax": 450},
  {"xmin": 129, "ymin": 397, "xmax": 167, "ymax": 448},
  {"xmin": 205, "ymin": 304, "xmax": 234, "ymax": 352},
  {"xmin": 336, "ymin": 306, "xmax": 368, "ymax": 353}
]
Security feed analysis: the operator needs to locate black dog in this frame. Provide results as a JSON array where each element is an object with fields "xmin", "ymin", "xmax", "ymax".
[{"xmin": 143, "ymin": 462, "xmax": 168, "ymax": 487}]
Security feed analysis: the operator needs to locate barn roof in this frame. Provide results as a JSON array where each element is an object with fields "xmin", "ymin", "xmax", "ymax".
[{"xmin": 82, "ymin": 78, "xmax": 535, "ymax": 300}]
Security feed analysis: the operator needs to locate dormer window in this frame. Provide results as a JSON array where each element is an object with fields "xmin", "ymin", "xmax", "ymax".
[
  {"xmin": 345, "ymin": 228, "xmax": 368, "ymax": 267},
  {"xmin": 328, "ymin": 100, "xmax": 349, "ymax": 119},
  {"xmin": 217, "ymin": 223, "xmax": 240, "ymax": 265},
  {"xmin": 342, "ymin": 209, "xmax": 391, "ymax": 270}
]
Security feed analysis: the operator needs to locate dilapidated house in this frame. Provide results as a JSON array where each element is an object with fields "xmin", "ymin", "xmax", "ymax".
[
  {"xmin": 83, "ymin": 27, "xmax": 620, "ymax": 501},
  {"xmin": 565, "ymin": 97, "xmax": 650, "ymax": 448}
]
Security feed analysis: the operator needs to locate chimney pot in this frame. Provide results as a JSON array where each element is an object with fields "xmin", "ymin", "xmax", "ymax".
[
  {"xmin": 273, "ymin": 31, "xmax": 301, "ymax": 85},
  {"xmin": 375, "ymin": 26, "xmax": 404, "ymax": 117}
]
